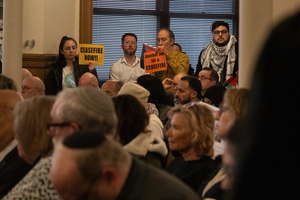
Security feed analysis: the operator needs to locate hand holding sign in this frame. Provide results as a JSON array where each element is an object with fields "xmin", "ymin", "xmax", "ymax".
[
  {"xmin": 88, "ymin": 62, "xmax": 96, "ymax": 72},
  {"xmin": 79, "ymin": 44, "xmax": 105, "ymax": 65},
  {"xmin": 144, "ymin": 49, "xmax": 167, "ymax": 73}
]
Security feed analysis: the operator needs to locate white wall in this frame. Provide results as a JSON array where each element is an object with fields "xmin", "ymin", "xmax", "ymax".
[
  {"xmin": 239, "ymin": 0, "xmax": 300, "ymax": 88},
  {"xmin": 273, "ymin": 0, "xmax": 300, "ymax": 24},
  {"xmin": 22, "ymin": 0, "xmax": 80, "ymax": 54}
]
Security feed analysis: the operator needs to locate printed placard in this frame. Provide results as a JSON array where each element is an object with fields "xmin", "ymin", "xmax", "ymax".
[
  {"xmin": 79, "ymin": 44, "xmax": 104, "ymax": 65},
  {"xmin": 144, "ymin": 49, "xmax": 167, "ymax": 73}
]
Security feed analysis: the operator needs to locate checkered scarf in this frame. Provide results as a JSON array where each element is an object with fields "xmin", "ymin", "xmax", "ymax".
[{"xmin": 201, "ymin": 35, "xmax": 237, "ymax": 81}]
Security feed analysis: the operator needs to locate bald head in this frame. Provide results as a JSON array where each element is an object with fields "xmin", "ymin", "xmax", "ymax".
[
  {"xmin": 22, "ymin": 76, "xmax": 45, "ymax": 99},
  {"xmin": 0, "ymin": 90, "xmax": 23, "ymax": 151},
  {"xmin": 101, "ymin": 80, "xmax": 123, "ymax": 98},
  {"xmin": 22, "ymin": 68, "xmax": 33, "ymax": 82},
  {"xmin": 78, "ymin": 73, "xmax": 99, "ymax": 89}
]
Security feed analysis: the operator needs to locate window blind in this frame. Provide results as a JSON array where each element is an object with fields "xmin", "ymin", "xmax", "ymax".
[
  {"xmin": 93, "ymin": 14, "xmax": 157, "ymax": 80},
  {"xmin": 93, "ymin": 0, "xmax": 238, "ymax": 81}
]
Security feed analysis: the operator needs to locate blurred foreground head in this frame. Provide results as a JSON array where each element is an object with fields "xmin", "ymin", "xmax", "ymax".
[{"xmin": 232, "ymin": 11, "xmax": 300, "ymax": 200}]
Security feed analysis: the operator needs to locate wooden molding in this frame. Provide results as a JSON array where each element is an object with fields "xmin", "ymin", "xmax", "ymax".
[
  {"xmin": 80, "ymin": 0, "xmax": 93, "ymax": 44},
  {"xmin": 22, "ymin": 53, "xmax": 57, "ymax": 67},
  {"xmin": 22, "ymin": 53, "xmax": 58, "ymax": 82}
]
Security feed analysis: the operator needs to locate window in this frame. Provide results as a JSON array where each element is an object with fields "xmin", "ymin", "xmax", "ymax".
[{"xmin": 92, "ymin": 0, "xmax": 238, "ymax": 80}]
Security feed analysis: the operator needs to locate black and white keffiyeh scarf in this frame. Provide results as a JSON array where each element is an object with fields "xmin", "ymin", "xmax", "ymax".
[{"xmin": 201, "ymin": 35, "xmax": 237, "ymax": 82}]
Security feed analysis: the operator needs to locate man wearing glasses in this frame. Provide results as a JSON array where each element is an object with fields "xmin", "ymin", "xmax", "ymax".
[
  {"xmin": 110, "ymin": 33, "xmax": 145, "ymax": 83},
  {"xmin": 21, "ymin": 76, "xmax": 45, "ymax": 99},
  {"xmin": 48, "ymin": 87, "xmax": 117, "ymax": 144},
  {"xmin": 196, "ymin": 21, "xmax": 238, "ymax": 83},
  {"xmin": 198, "ymin": 67, "xmax": 219, "ymax": 96}
]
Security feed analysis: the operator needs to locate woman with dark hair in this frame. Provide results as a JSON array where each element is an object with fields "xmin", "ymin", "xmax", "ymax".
[
  {"xmin": 112, "ymin": 94, "xmax": 167, "ymax": 168},
  {"xmin": 203, "ymin": 84, "xmax": 226, "ymax": 107},
  {"xmin": 45, "ymin": 36, "xmax": 98, "ymax": 95},
  {"xmin": 137, "ymin": 74, "xmax": 174, "ymax": 130}
]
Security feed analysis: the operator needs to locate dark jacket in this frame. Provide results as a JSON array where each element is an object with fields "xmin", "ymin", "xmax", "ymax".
[
  {"xmin": 0, "ymin": 147, "xmax": 33, "ymax": 199},
  {"xmin": 195, "ymin": 42, "xmax": 238, "ymax": 83},
  {"xmin": 117, "ymin": 158, "xmax": 200, "ymax": 200},
  {"xmin": 45, "ymin": 58, "xmax": 98, "ymax": 95}
]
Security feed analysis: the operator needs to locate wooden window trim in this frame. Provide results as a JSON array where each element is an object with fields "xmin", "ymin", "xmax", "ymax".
[{"xmin": 79, "ymin": 0, "xmax": 93, "ymax": 44}]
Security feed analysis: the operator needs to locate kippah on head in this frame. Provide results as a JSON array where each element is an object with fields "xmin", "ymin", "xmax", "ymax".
[{"xmin": 63, "ymin": 130, "xmax": 106, "ymax": 149}]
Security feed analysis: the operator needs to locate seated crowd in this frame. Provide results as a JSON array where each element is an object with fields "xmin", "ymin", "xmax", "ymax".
[{"xmin": 2, "ymin": 15, "xmax": 297, "ymax": 199}]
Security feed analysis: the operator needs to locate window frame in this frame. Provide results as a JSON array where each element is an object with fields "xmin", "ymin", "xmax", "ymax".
[
  {"xmin": 80, "ymin": 0, "xmax": 239, "ymax": 42},
  {"xmin": 80, "ymin": 0, "xmax": 239, "ymax": 80}
]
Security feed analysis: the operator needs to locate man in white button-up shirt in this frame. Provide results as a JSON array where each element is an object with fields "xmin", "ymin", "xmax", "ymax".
[{"xmin": 110, "ymin": 33, "xmax": 145, "ymax": 83}]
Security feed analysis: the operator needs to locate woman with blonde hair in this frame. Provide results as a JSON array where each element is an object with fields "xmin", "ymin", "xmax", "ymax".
[
  {"xmin": 3, "ymin": 96, "xmax": 59, "ymax": 199},
  {"xmin": 217, "ymin": 88, "xmax": 249, "ymax": 139},
  {"xmin": 165, "ymin": 103, "xmax": 215, "ymax": 191},
  {"xmin": 198, "ymin": 88, "xmax": 250, "ymax": 199}
]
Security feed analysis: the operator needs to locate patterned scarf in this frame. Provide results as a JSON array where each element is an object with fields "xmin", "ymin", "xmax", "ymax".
[{"xmin": 201, "ymin": 35, "xmax": 237, "ymax": 82}]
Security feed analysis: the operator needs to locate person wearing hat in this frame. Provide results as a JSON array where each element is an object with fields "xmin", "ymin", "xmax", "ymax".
[
  {"xmin": 50, "ymin": 130, "xmax": 200, "ymax": 200},
  {"xmin": 203, "ymin": 84, "xmax": 227, "ymax": 107},
  {"xmin": 118, "ymin": 82, "xmax": 164, "ymax": 139}
]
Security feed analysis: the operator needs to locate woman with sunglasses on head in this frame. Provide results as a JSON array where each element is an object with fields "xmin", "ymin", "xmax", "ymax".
[
  {"xmin": 45, "ymin": 36, "xmax": 98, "ymax": 95},
  {"xmin": 165, "ymin": 103, "xmax": 215, "ymax": 191}
]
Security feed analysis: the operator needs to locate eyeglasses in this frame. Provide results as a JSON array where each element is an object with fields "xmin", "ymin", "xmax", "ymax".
[
  {"xmin": 212, "ymin": 30, "xmax": 228, "ymax": 35},
  {"xmin": 124, "ymin": 41, "xmax": 137, "ymax": 45},
  {"xmin": 198, "ymin": 75, "xmax": 212, "ymax": 81},
  {"xmin": 47, "ymin": 122, "xmax": 71, "ymax": 130},
  {"xmin": 22, "ymin": 86, "xmax": 38, "ymax": 91}
]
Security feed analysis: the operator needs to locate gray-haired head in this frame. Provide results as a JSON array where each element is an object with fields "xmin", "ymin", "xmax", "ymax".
[{"xmin": 53, "ymin": 87, "xmax": 117, "ymax": 136}]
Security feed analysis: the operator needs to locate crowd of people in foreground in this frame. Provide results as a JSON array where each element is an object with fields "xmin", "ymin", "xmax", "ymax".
[{"xmin": 1, "ymin": 12, "xmax": 300, "ymax": 199}]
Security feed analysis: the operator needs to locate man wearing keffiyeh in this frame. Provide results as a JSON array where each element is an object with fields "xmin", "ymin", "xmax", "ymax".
[{"xmin": 195, "ymin": 21, "xmax": 238, "ymax": 84}]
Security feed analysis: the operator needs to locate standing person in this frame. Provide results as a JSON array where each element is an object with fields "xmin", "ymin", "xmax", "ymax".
[
  {"xmin": 45, "ymin": 36, "xmax": 98, "ymax": 95},
  {"xmin": 196, "ymin": 21, "xmax": 238, "ymax": 83},
  {"xmin": 173, "ymin": 43, "xmax": 182, "ymax": 52},
  {"xmin": 110, "ymin": 33, "xmax": 145, "ymax": 83},
  {"xmin": 155, "ymin": 28, "xmax": 190, "ymax": 80}
]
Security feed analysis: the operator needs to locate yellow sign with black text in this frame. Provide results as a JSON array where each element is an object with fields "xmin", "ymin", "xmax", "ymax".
[{"xmin": 79, "ymin": 44, "xmax": 104, "ymax": 65}]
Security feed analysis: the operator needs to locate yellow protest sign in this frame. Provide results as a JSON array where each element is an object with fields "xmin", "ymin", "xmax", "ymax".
[
  {"xmin": 79, "ymin": 44, "xmax": 104, "ymax": 65},
  {"xmin": 144, "ymin": 49, "xmax": 167, "ymax": 73}
]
